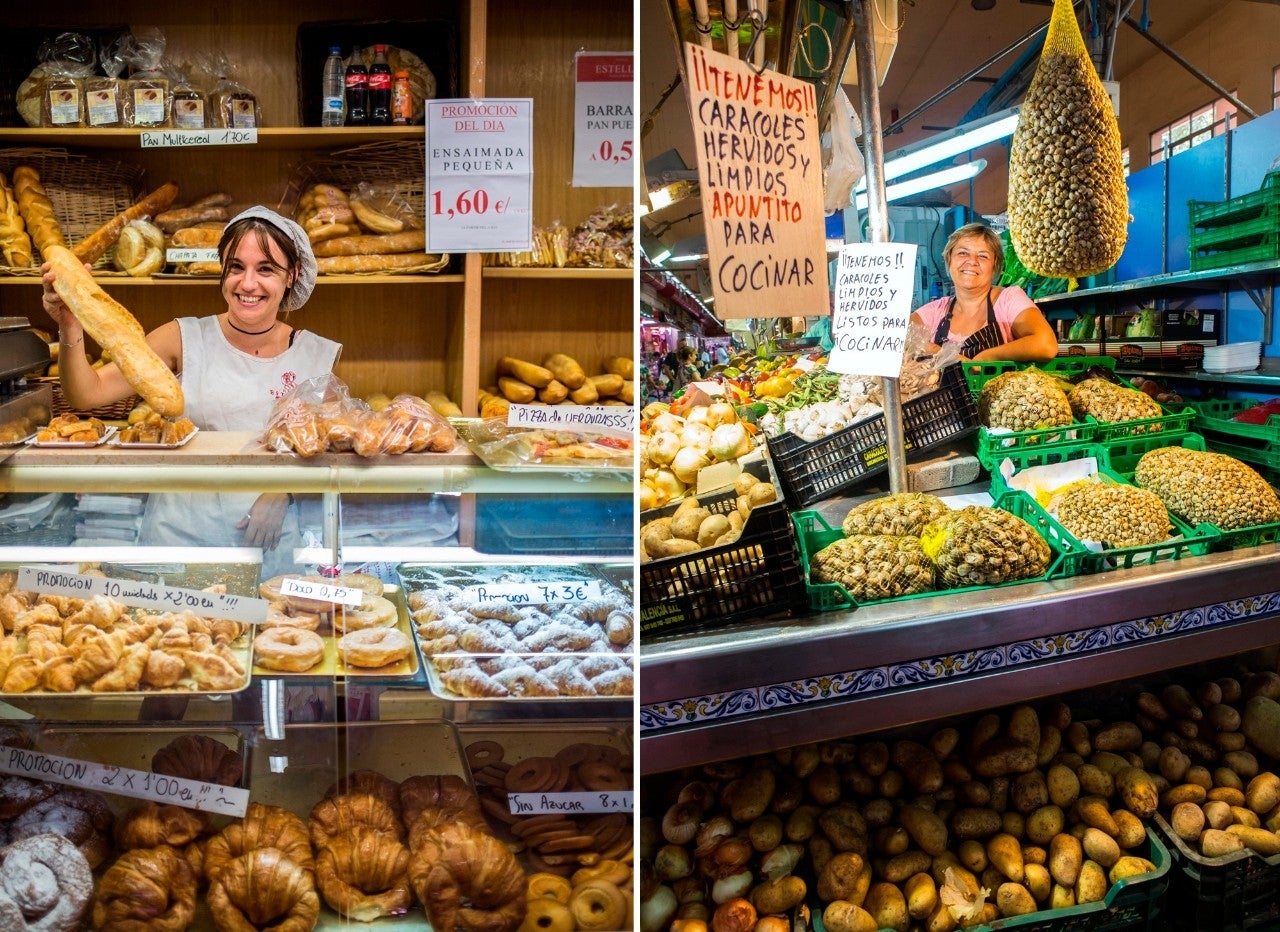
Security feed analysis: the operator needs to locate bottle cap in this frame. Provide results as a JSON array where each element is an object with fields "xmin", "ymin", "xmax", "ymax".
[
  {"xmin": 375, "ymin": 44, "xmax": 387, "ymax": 52},
  {"xmin": 330, "ymin": 46, "xmax": 341, "ymax": 54}
]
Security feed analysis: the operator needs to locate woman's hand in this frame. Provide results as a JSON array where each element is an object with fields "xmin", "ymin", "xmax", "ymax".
[
  {"xmin": 40, "ymin": 260, "xmax": 87, "ymax": 343},
  {"xmin": 238, "ymin": 493, "xmax": 289, "ymax": 550}
]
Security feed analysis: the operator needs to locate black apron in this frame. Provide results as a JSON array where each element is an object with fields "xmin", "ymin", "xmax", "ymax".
[{"xmin": 934, "ymin": 291, "xmax": 1004, "ymax": 358}]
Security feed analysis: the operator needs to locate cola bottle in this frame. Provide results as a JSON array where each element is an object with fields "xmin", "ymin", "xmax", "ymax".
[
  {"xmin": 344, "ymin": 51, "xmax": 368, "ymax": 126},
  {"xmin": 368, "ymin": 45, "xmax": 392, "ymax": 126}
]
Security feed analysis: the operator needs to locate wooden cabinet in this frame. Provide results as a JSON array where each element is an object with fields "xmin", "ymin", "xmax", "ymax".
[{"xmin": 0, "ymin": 0, "xmax": 634, "ymax": 414}]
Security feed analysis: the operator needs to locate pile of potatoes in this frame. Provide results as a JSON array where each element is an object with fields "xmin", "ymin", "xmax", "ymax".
[
  {"xmin": 640, "ymin": 472, "xmax": 778, "ymax": 563},
  {"xmin": 640, "ymin": 701, "xmax": 1163, "ymax": 932}
]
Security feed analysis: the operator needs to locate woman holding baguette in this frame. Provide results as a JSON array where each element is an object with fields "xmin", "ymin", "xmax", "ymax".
[{"xmin": 41, "ymin": 206, "xmax": 341, "ymax": 570}]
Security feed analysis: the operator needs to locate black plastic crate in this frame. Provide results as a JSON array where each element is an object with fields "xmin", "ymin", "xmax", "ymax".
[
  {"xmin": 766, "ymin": 364, "xmax": 979, "ymax": 509},
  {"xmin": 1152, "ymin": 812, "xmax": 1280, "ymax": 932},
  {"xmin": 640, "ymin": 464, "xmax": 806, "ymax": 639}
]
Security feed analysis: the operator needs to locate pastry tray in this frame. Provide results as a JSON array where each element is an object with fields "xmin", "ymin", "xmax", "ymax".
[
  {"xmin": 453, "ymin": 417, "xmax": 634, "ymax": 474},
  {"xmin": 0, "ymin": 433, "xmax": 35, "ymax": 447},
  {"xmin": 27, "ymin": 425, "xmax": 117, "ymax": 447},
  {"xmin": 398, "ymin": 562, "xmax": 634, "ymax": 701},
  {"xmin": 109, "ymin": 426, "xmax": 200, "ymax": 448},
  {"xmin": 250, "ymin": 584, "xmax": 421, "ymax": 680}
]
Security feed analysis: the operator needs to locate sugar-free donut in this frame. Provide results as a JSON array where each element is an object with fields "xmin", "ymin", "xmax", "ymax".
[
  {"xmin": 91, "ymin": 844, "xmax": 196, "ymax": 932},
  {"xmin": 0, "ymin": 832, "xmax": 94, "ymax": 932},
  {"xmin": 577, "ymin": 761, "xmax": 628, "ymax": 791},
  {"xmin": 408, "ymin": 821, "xmax": 527, "ymax": 932},
  {"xmin": 332, "ymin": 595, "xmax": 398, "ymax": 633},
  {"xmin": 521, "ymin": 896, "xmax": 574, "ymax": 932},
  {"xmin": 338, "ymin": 627, "xmax": 411, "ymax": 668},
  {"xmin": 206, "ymin": 847, "xmax": 319, "ymax": 932},
  {"xmin": 467, "ymin": 740, "xmax": 505, "ymax": 771},
  {"xmin": 315, "ymin": 824, "xmax": 413, "ymax": 922},
  {"xmin": 505, "ymin": 757, "xmax": 567, "ymax": 794},
  {"xmin": 568, "ymin": 878, "xmax": 628, "ymax": 931},
  {"xmin": 255, "ymin": 627, "xmax": 325, "ymax": 672}
]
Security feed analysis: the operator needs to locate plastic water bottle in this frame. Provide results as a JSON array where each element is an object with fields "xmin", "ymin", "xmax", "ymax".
[
  {"xmin": 345, "ymin": 52, "xmax": 368, "ymax": 126},
  {"xmin": 321, "ymin": 47, "xmax": 344, "ymax": 126}
]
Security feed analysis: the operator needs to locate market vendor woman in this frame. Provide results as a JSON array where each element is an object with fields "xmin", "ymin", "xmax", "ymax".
[{"xmin": 912, "ymin": 222, "xmax": 1058, "ymax": 363}]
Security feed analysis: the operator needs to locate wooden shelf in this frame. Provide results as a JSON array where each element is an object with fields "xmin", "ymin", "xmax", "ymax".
[
  {"xmin": 481, "ymin": 268, "xmax": 633, "ymax": 280},
  {"xmin": 0, "ymin": 127, "xmax": 424, "ymax": 151}
]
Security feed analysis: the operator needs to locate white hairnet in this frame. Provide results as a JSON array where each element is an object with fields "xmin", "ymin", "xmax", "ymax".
[{"xmin": 225, "ymin": 206, "xmax": 317, "ymax": 311}]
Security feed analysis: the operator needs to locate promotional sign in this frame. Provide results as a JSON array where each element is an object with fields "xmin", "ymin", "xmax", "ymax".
[
  {"xmin": 684, "ymin": 43, "xmax": 827, "ymax": 318},
  {"xmin": 572, "ymin": 52, "xmax": 634, "ymax": 187},
  {"xmin": 827, "ymin": 243, "xmax": 918, "ymax": 377},
  {"xmin": 425, "ymin": 99, "xmax": 533, "ymax": 252},
  {"xmin": 17, "ymin": 566, "xmax": 268, "ymax": 624}
]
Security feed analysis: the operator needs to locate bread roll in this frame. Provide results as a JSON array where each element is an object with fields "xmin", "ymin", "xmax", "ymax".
[
  {"xmin": 114, "ymin": 221, "xmax": 166, "ymax": 277},
  {"xmin": 312, "ymin": 230, "xmax": 426, "ymax": 257},
  {"xmin": 73, "ymin": 182, "xmax": 180, "ymax": 264},
  {"xmin": 12, "ymin": 166, "xmax": 67, "ymax": 259},
  {"xmin": 154, "ymin": 204, "xmax": 230, "ymax": 235},
  {"xmin": 46, "ymin": 244, "xmax": 184, "ymax": 416},
  {"xmin": 0, "ymin": 173, "xmax": 33, "ymax": 268},
  {"xmin": 170, "ymin": 225, "xmax": 223, "ymax": 248},
  {"xmin": 315, "ymin": 253, "xmax": 437, "ymax": 274}
]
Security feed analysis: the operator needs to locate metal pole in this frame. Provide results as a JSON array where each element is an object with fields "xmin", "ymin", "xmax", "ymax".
[
  {"xmin": 850, "ymin": 0, "xmax": 906, "ymax": 494},
  {"xmin": 1123, "ymin": 16, "xmax": 1258, "ymax": 120}
]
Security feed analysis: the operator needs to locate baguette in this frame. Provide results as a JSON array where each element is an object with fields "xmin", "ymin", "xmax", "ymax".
[
  {"xmin": 542, "ymin": 353, "xmax": 587, "ymax": 389},
  {"xmin": 45, "ymin": 244, "xmax": 184, "ymax": 416},
  {"xmin": 497, "ymin": 356, "xmax": 554, "ymax": 389},
  {"xmin": 12, "ymin": 166, "xmax": 67, "ymax": 259},
  {"xmin": 314, "ymin": 253, "xmax": 436, "ymax": 274},
  {"xmin": 0, "ymin": 172, "xmax": 33, "ymax": 268},
  {"xmin": 73, "ymin": 182, "xmax": 180, "ymax": 264},
  {"xmin": 154, "ymin": 203, "xmax": 229, "ymax": 234},
  {"xmin": 312, "ymin": 230, "xmax": 426, "ymax": 257}
]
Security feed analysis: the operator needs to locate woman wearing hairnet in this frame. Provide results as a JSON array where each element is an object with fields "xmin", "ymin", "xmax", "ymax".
[{"xmin": 41, "ymin": 206, "xmax": 341, "ymax": 571}]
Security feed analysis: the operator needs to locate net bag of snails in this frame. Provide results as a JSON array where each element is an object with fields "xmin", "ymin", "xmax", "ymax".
[{"xmin": 1007, "ymin": 0, "xmax": 1128, "ymax": 278}]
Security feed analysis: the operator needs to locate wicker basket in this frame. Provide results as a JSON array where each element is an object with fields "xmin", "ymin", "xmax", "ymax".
[
  {"xmin": 0, "ymin": 147, "xmax": 145, "ymax": 274},
  {"xmin": 30, "ymin": 377, "xmax": 139, "ymax": 421},
  {"xmin": 282, "ymin": 139, "xmax": 450, "ymax": 275}
]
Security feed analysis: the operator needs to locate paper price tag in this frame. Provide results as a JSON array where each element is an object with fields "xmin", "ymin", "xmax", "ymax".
[
  {"xmin": 827, "ymin": 243, "xmax": 918, "ymax": 377},
  {"xmin": 278, "ymin": 576, "xmax": 365, "ymax": 608},
  {"xmin": 463, "ymin": 582, "xmax": 603, "ymax": 605},
  {"xmin": 572, "ymin": 52, "xmax": 634, "ymax": 187},
  {"xmin": 165, "ymin": 248, "xmax": 219, "ymax": 263},
  {"xmin": 425, "ymin": 99, "xmax": 533, "ymax": 253},
  {"xmin": 140, "ymin": 129, "xmax": 258, "ymax": 148},
  {"xmin": 0, "ymin": 746, "xmax": 249, "ymax": 817},
  {"xmin": 18, "ymin": 566, "xmax": 268, "ymax": 624},
  {"xmin": 507, "ymin": 791, "xmax": 633, "ymax": 815},
  {"xmin": 506, "ymin": 404, "xmax": 634, "ymax": 439}
]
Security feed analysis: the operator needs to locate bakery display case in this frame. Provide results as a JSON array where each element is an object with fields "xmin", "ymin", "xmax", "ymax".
[{"xmin": 0, "ymin": 1, "xmax": 635, "ymax": 929}]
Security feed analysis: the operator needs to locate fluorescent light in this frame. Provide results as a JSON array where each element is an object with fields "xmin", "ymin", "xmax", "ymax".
[
  {"xmin": 854, "ymin": 159, "xmax": 987, "ymax": 210},
  {"xmin": 666, "ymin": 253, "xmax": 708, "ymax": 265},
  {"xmin": 855, "ymin": 107, "xmax": 1018, "ymax": 192}
]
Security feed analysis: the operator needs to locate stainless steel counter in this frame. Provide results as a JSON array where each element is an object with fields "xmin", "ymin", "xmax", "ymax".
[{"xmin": 639, "ymin": 541, "xmax": 1280, "ymax": 775}]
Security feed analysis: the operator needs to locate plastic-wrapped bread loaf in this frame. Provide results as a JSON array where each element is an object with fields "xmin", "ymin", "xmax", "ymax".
[
  {"xmin": 311, "ymin": 230, "xmax": 426, "ymax": 257},
  {"xmin": 315, "ymin": 253, "xmax": 434, "ymax": 273},
  {"xmin": 45, "ymin": 244, "xmax": 184, "ymax": 416},
  {"xmin": 11, "ymin": 166, "xmax": 67, "ymax": 259}
]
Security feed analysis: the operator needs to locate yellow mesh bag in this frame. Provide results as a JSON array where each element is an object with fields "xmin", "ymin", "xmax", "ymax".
[{"xmin": 1007, "ymin": 0, "xmax": 1128, "ymax": 278}]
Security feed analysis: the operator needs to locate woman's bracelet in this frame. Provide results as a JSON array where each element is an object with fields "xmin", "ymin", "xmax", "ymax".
[{"xmin": 59, "ymin": 334, "xmax": 83, "ymax": 349}]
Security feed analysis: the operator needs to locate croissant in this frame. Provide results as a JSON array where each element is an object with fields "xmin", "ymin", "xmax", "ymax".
[
  {"xmin": 324, "ymin": 770, "xmax": 402, "ymax": 816},
  {"xmin": 204, "ymin": 802, "xmax": 314, "ymax": 883},
  {"xmin": 309, "ymin": 792, "xmax": 403, "ymax": 851},
  {"xmin": 91, "ymin": 641, "xmax": 150, "ymax": 692},
  {"xmin": 115, "ymin": 801, "xmax": 210, "ymax": 850},
  {"xmin": 408, "ymin": 805, "xmax": 490, "ymax": 852},
  {"xmin": 206, "ymin": 847, "xmax": 320, "ymax": 932},
  {"xmin": 315, "ymin": 825, "xmax": 413, "ymax": 922},
  {"xmin": 408, "ymin": 822, "xmax": 527, "ymax": 932},
  {"xmin": 398, "ymin": 773, "xmax": 481, "ymax": 831},
  {"xmin": 91, "ymin": 844, "xmax": 197, "ymax": 932},
  {"xmin": 151, "ymin": 733, "xmax": 244, "ymax": 787}
]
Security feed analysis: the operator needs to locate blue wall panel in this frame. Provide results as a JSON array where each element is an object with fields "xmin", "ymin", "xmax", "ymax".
[{"xmin": 1116, "ymin": 164, "xmax": 1166, "ymax": 280}]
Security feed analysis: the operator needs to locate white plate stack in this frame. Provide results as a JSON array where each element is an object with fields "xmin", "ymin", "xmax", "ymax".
[{"xmin": 1203, "ymin": 341, "xmax": 1262, "ymax": 373}]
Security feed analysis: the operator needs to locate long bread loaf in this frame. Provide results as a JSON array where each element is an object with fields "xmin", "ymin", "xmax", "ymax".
[
  {"xmin": 315, "ymin": 252, "xmax": 437, "ymax": 273},
  {"xmin": 46, "ymin": 244, "xmax": 184, "ymax": 416},
  {"xmin": 12, "ymin": 166, "xmax": 67, "ymax": 259},
  {"xmin": 73, "ymin": 182, "xmax": 180, "ymax": 264},
  {"xmin": 312, "ymin": 229, "xmax": 426, "ymax": 257},
  {"xmin": 0, "ymin": 172, "xmax": 33, "ymax": 268}
]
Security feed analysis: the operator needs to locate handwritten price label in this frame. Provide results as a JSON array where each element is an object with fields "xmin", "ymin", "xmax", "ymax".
[
  {"xmin": 17, "ymin": 566, "xmax": 268, "ymax": 624},
  {"xmin": 572, "ymin": 52, "xmax": 633, "ymax": 188},
  {"xmin": 278, "ymin": 576, "xmax": 365, "ymax": 608},
  {"xmin": 508, "ymin": 791, "xmax": 632, "ymax": 815},
  {"xmin": 425, "ymin": 99, "xmax": 533, "ymax": 253},
  {"xmin": 0, "ymin": 746, "xmax": 249, "ymax": 817},
  {"xmin": 463, "ymin": 582, "xmax": 602, "ymax": 605}
]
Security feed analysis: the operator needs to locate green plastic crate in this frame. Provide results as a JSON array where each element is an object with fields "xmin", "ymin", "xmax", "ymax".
[
  {"xmin": 1188, "ymin": 170, "xmax": 1280, "ymax": 229},
  {"xmin": 792, "ymin": 492, "xmax": 1071, "ymax": 613},
  {"xmin": 963, "ymin": 357, "xmax": 1117, "ymax": 397},
  {"xmin": 991, "ymin": 444, "xmax": 1217, "ymax": 573},
  {"xmin": 1190, "ymin": 237, "xmax": 1280, "ymax": 272},
  {"xmin": 1189, "ymin": 210, "xmax": 1280, "ymax": 251},
  {"xmin": 1185, "ymin": 398, "xmax": 1280, "ymax": 444},
  {"xmin": 1087, "ymin": 404, "xmax": 1197, "ymax": 445},
  {"xmin": 977, "ymin": 422, "xmax": 1098, "ymax": 469}
]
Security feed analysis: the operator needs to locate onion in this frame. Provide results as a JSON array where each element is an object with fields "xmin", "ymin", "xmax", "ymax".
[
  {"xmin": 639, "ymin": 481, "xmax": 664, "ymax": 512},
  {"xmin": 662, "ymin": 801, "xmax": 702, "ymax": 844},
  {"xmin": 640, "ymin": 884, "xmax": 679, "ymax": 932},
  {"xmin": 679, "ymin": 421, "xmax": 713, "ymax": 452},
  {"xmin": 712, "ymin": 897, "xmax": 757, "ymax": 932},
  {"xmin": 706, "ymin": 400, "xmax": 738, "ymax": 428},
  {"xmin": 655, "ymin": 843, "xmax": 694, "ymax": 880},
  {"xmin": 646, "ymin": 430, "xmax": 682, "ymax": 465},
  {"xmin": 760, "ymin": 843, "xmax": 804, "ymax": 879},
  {"xmin": 650, "ymin": 468, "xmax": 686, "ymax": 503},
  {"xmin": 710, "ymin": 869, "xmax": 753, "ymax": 904},
  {"xmin": 694, "ymin": 814, "xmax": 735, "ymax": 857},
  {"xmin": 651, "ymin": 412, "xmax": 684, "ymax": 434},
  {"xmin": 685, "ymin": 405, "xmax": 711, "ymax": 425},
  {"xmin": 709, "ymin": 423, "xmax": 749, "ymax": 462},
  {"xmin": 671, "ymin": 446, "xmax": 710, "ymax": 485}
]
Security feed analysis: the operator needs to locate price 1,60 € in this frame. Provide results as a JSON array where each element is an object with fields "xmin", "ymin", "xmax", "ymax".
[{"xmin": 431, "ymin": 189, "xmax": 511, "ymax": 220}]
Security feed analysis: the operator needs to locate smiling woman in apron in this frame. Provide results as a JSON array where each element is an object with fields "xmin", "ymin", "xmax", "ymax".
[{"xmin": 912, "ymin": 223, "xmax": 1059, "ymax": 363}]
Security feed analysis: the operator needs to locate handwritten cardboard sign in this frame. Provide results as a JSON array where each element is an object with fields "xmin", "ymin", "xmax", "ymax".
[
  {"xmin": 18, "ymin": 566, "xmax": 268, "ymax": 624},
  {"xmin": 827, "ymin": 243, "xmax": 918, "ymax": 377},
  {"xmin": 685, "ymin": 43, "xmax": 827, "ymax": 318}
]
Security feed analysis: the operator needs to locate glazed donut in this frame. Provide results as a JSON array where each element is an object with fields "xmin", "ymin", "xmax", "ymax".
[
  {"xmin": 577, "ymin": 761, "xmax": 628, "ymax": 791},
  {"xmin": 255, "ymin": 627, "xmax": 325, "ymax": 673},
  {"xmin": 337, "ymin": 626, "xmax": 411, "ymax": 668},
  {"xmin": 206, "ymin": 847, "xmax": 319, "ymax": 932},
  {"xmin": 335, "ymin": 572, "xmax": 386, "ymax": 598},
  {"xmin": 151, "ymin": 733, "xmax": 244, "ymax": 787},
  {"xmin": 0, "ymin": 777, "xmax": 57, "ymax": 820},
  {"xmin": 325, "ymin": 770, "xmax": 402, "ymax": 817},
  {"xmin": 467, "ymin": 740, "xmax": 506, "ymax": 771},
  {"xmin": 114, "ymin": 801, "xmax": 210, "ymax": 850},
  {"xmin": 520, "ymin": 896, "xmax": 574, "ymax": 932},
  {"xmin": 91, "ymin": 844, "xmax": 196, "ymax": 932},
  {"xmin": 309, "ymin": 792, "xmax": 403, "ymax": 851},
  {"xmin": 505, "ymin": 757, "xmax": 568, "ymax": 794},
  {"xmin": 569, "ymin": 878, "xmax": 628, "ymax": 931},
  {"xmin": 203, "ymin": 803, "xmax": 315, "ymax": 883},
  {"xmin": 315, "ymin": 825, "xmax": 412, "ymax": 922},
  {"xmin": 408, "ymin": 821, "xmax": 527, "ymax": 932},
  {"xmin": 0, "ymin": 833, "xmax": 93, "ymax": 932},
  {"xmin": 332, "ymin": 595, "xmax": 398, "ymax": 633},
  {"xmin": 263, "ymin": 605, "xmax": 322, "ymax": 631},
  {"xmin": 398, "ymin": 774, "xmax": 482, "ymax": 830},
  {"xmin": 526, "ymin": 872, "xmax": 573, "ymax": 904},
  {"xmin": 10, "ymin": 788, "xmax": 115, "ymax": 869}
]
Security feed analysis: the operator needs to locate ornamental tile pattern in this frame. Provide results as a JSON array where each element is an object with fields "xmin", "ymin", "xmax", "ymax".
[{"xmin": 640, "ymin": 589, "xmax": 1280, "ymax": 732}]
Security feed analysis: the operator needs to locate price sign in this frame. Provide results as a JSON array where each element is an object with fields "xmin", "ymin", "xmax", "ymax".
[
  {"xmin": 507, "ymin": 791, "xmax": 633, "ymax": 815},
  {"xmin": 425, "ymin": 99, "xmax": 533, "ymax": 253},
  {"xmin": 279, "ymin": 576, "xmax": 365, "ymax": 608},
  {"xmin": 572, "ymin": 52, "xmax": 634, "ymax": 187},
  {"xmin": 17, "ymin": 566, "xmax": 268, "ymax": 624},
  {"xmin": 507, "ymin": 403, "xmax": 634, "ymax": 439},
  {"xmin": 462, "ymin": 582, "xmax": 603, "ymax": 605}
]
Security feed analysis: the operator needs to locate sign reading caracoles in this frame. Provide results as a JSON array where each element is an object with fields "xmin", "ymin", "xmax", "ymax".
[
  {"xmin": 685, "ymin": 44, "xmax": 827, "ymax": 319},
  {"xmin": 827, "ymin": 243, "xmax": 918, "ymax": 378}
]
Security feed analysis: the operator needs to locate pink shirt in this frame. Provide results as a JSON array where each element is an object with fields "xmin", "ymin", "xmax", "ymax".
[{"xmin": 914, "ymin": 285, "xmax": 1034, "ymax": 346}]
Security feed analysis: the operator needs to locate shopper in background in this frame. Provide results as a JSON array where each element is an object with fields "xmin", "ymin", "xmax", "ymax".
[
  {"xmin": 911, "ymin": 222, "xmax": 1058, "ymax": 363},
  {"xmin": 41, "ymin": 206, "xmax": 341, "ymax": 571}
]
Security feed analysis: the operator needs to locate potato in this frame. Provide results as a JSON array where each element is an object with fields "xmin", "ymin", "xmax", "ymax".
[
  {"xmin": 1226, "ymin": 824, "xmax": 1280, "ymax": 856},
  {"xmin": 807, "ymin": 764, "xmax": 841, "ymax": 805},
  {"xmin": 822, "ymin": 901, "xmax": 879, "ymax": 932},
  {"xmin": 857, "ymin": 741, "xmax": 889, "ymax": 776},
  {"xmin": 862, "ymin": 798, "xmax": 895, "ymax": 830},
  {"xmin": 864, "ymin": 882, "xmax": 909, "ymax": 932},
  {"xmin": 1214, "ymin": 767, "xmax": 1244, "ymax": 792},
  {"xmin": 996, "ymin": 882, "xmax": 1038, "ymax": 917},
  {"xmin": 1046, "ymin": 763, "xmax": 1080, "ymax": 809},
  {"xmin": 1115, "ymin": 766, "xmax": 1159, "ymax": 818},
  {"xmin": 1200, "ymin": 828, "xmax": 1246, "ymax": 857},
  {"xmin": 1012, "ymin": 770, "xmax": 1049, "ymax": 814},
  {"xmin": 874, "ymin": 824, "xmax": 909, "ymax": 856},
  {"xmin": 1076, "ymin": 763, "xmax": 1113, "ymax": 798},
  {"xmin": 769, "ymin": 771, "xmax": 804, "ymax": 814},
  {"xmin": 899, "ymin": 803, "xmax": 948, "ymax": 857},
  {"xmin": 1218, "ymin": 677, "xmax": 1244, "ymax": 704},
  {"xmin": 641, "ymin": 518, "xmax": 673, "ymax": 554},
  {"xmin": 1170, "ymin": 801, "xmax": 1206, "ymax": 842},
  {"xmin": 1049, "ymin": 882, "xmax": 1076, "ymax": 910},
  {"xmin": 785, "ymin": 804, "xmax": 820, "ymax": 842},
  {"xmin": 1022, "ymin": 844, "xmax": 1047, "ymax": 866},
  {"xmin": 924, "ymin": 900, "xmax": 959, "ymax": 932},
  {"xmin": 1049, "ymin": 833, "xmax": 1083, "ymax": 887},
  {"xmin": 1203, "ymin": 799, "xmax": 1234, "ymax": 830},
  {"xmin": 697, "ymin": 513, "xmax": 731, "ymax": 547},
  {"xmin": 1093, "ymin": 722, "xmax": 1143, "ymax": 753},
  {"xmin": 654, "ymin": 537, "xmax": 700, "ymax": 557},
  {"xmin": 542, "ymin": 352, "xmax": 587, "ymax": 389},
  {"xmin": 882, "ymin": 849, "xmax": 932, "ymax": 884},
  {"xmin": 968, "ymin": 714, "xmax": 1002, "ymax": 756},
  {"xmin": 750, "ymin": 875, "xmax": 806, "ymax": 915},
  {"xmin": 986, "ymin": 832, "xmax": 1024, "ymax": 882},
  {"xmin": 1158, "ymin": 745, "xmax": 1191, "ymax": 783},
  {"xmin": 670, "ymin": 506, "xmax": 711, "ymax": 541},
  {"xmin": 1230, "ymin": 805, "xmax": 1261, "ymax": 828},
  {"xmin": 1161, "ymin": 782, "xmax": 1208, "ymax": 809},
  {"xmin": 1007, "ymin": 705, "xmax": 1041, "ymax": 750},
  {"xmin": 747, "ymin": 482, "xmax": 777, "ymax": 507},
  {"xmin": 1037, "ymin": 724, "xmax": 1063, "ymax": 767},
  {"xmin": 820, "ymin": 803, "xmax": 869, "ymax": 853},
  {"xmin": 1185, "ymin": 765, "xmax": 1214, "ymax": 790},
  {"xmin": 1223, "ymin": 751, "xmax": 1259, "ymax": 782},
  {"xmin": 1206, "ymin": 703, "xmax": 1241, "ymax": 733},
  {"xmin": 903, "ymin": 872, "xmax": 938, "ymax": 920},
  {"xmin": 1108, "ymin": 855, "xmax": 1156, "ymax": 883},
  {"xmin": 1090, "ymin": 751, "xmax": 1132, "ymax": 776},
  {"xmin": 1135, "ymin": 691, "xmax": 1170, "ymax": 721},
  {"xmin": 1163, "ymin": 684, "xmax": 1203, "ymax": 720},
  {"xmin": 1023, "ymin": 862, "xmax": 1052, "ymax": 903},
  {"xmin": 891, "ymin": 740, "xmax": 944, "ymax": 794},
  {"xmin": 1064, "ymin": 721, "xmax": 1093, "ymax": 758},
  {"xmin": 1075, "ymin": 859, "xmax": 1109, "ymax": 905},
  {"xmin": 1081, "ymin": 826, "xmax": 1122, "ymax": 867},
  {"xmin": 1026, "ymin": 804, "xmax": 1066, "ymax": 846},
  {"xmin": 1074, "ymin": 796, "xmax": 1119, "ymax": 836},
  {"xmin": 971, "ymin": 737, "xmax": 1038, "ymax": 778},
  {"xmin": 1001, "ymin": 810, "xmax": 1025, "ymax": 839},
  {"xmin": 950, "ymin": 807, "xmax": 1002, "ymax": 841},
  {"xmin": 1246, "ymin": 772, "xmax": 1280, "ymax": 815},
  {"xmin": 930, "ymin": 727, "xmax": 961, "ymax": 761},
  {"xmin": 1209, "ymin": 786, "xmax": 1246, "ymax": 807},
  {"xmin": 957, "ymin": 839, "xmax": 987, "ymax": 873}
]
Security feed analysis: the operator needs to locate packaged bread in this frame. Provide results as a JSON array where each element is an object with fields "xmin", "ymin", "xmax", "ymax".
[
  {"xmin": 85, "ymin": 79, "xmax": 123, "ymax": 127},
  {"xmin": 113, "ymin": 221, "xmax": 166, "ymax": 277},
  {"xmin": 0, "ymin": 173, "xmax": 33, "ymax": 269},
  {"xmin": 312, "ymin": 230, "xmax": 426, "ymax": 257},
  {"xmin": 124, "ymin": 75, "xmax": 170, "ymax": 127},
  {"xmin": 155, "ymin": 194, "xmax": 232, "ymax": 234},
  {"xmin": 315, "ymin": 253, "xmax": 439, "ymax": 274},
  {"xmin": 42, "ymin": 76, "xmax": 86, "ymax": 127}
]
